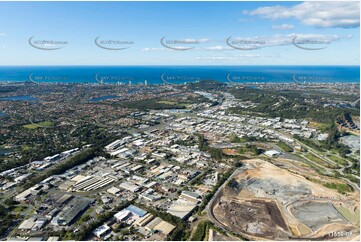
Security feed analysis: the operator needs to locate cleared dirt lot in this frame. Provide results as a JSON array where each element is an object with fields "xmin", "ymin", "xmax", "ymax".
[
  {"xmin": 290, "ymin": 201, "xmax": 348, "ymax": 231},
  {"xmin": 214, "ymin": 198, "xmax": 290, "ymax": 240},
  {"xmin": 210, "ymin": 159, "xmax": 359, "ymax": 240}
]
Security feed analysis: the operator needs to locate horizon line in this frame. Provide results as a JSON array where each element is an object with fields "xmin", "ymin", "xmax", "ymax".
[{"xmin": 0, "ymin": 65, "xmax": 360, "ymax": 67}]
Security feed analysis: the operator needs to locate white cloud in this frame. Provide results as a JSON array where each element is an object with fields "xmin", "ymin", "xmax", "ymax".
[
  {"xmin": 162, "ymin": 37, "xmax": 210, "ymax": 43},
  {"xmin": 143, "ymin": 33, "xmax": 350, "ymax": 52},
  {"xmin": 228, "ymin": 33, "xmax": 351, "ymax": 49},
  {"xmin": 196, "ymin": 56, "xmax": 235, "ymax": 60},
  {"xmin": 200, "ymin": 45, "xmax": 233, "ymax": 51},
  {"xmin": 141, "ymin": 47, "xmax": 169, "ymax": 51},
  {"xmin": 194, "ymin": 53, "xmax": 282, "ymax": 63},
  {"xmin": 196, "ymin": 54, "xmax": 264, "ymax": 61},
  {"xmin": 183, "ymin": 38, "xmax": 210, "ymax": 43},
  {"xmin": 243, "ymin": 1, "xmax": 360, "ymax": 28},
  {"xmin": 272, "ymin": 24, "xmax": 294, "ymax": 30},
  {"xmin": 0, "ymin": 33, "xmax": 7, "ymax": 36}
]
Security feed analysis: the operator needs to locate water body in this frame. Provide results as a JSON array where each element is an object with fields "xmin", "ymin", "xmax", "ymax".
[
  {"xmin": 0, "ymin": 148, "xmax": 10, "ymax": 156},
  {"xmin": 0, "ymin": 66, "xmax": 359, "ymax": 84},
  {"xmin": 0, "ymin": 112, "xmax": 6, "ymax": 116},
  {"xmin": 0, "ymin": 95, "xmax": 38, "ymax": 101},
  {"xmin": 89, "ymin": 95, "xmax": 120, "ymax": 102}
]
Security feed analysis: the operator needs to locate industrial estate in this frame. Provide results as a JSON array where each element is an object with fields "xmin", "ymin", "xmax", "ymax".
[{"xmin": 0, "ymin": 80, "xmax": 359, "ymax": 241}]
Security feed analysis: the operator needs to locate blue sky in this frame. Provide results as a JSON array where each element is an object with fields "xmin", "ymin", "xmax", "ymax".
[{"xmin": 0, "ymin": 1, "xmax": 359, "ymax": 65}]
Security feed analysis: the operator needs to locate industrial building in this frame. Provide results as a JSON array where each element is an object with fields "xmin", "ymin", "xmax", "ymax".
[
  {"xmin": 55, "ymin": 194, "xmax": 73, "ymax": 205},
  {"xmin": 180, "ymin": 191, "xmax": 202, "ymax": 204},
  {"xmin": 114, "ymin": 210, "xmax": 131, "ymax": 222},
  {"xmin": 18, "ymin": 218, "xmax": 37, "ymax": 231},
  {"xmin": 93, "ymin": 224, "xmax": 111, "ymax": 240},
  {"xmin": 153, "ymin": 220, "xmax": 176, "ymax": 236},
  {"xmin": 51, "ymin": 197, "xmax": 93, "ymax": 226},
  {"xmin": 119, "ymin": 181, "xmax": 141, "ymax": 193},
  {"xmin": 143, "ymin": 217, "xmax": 175, "ymax": 236},
  {"xmin": 125, "ymin": 205, "xmax": 147, "ymax": 218},
  {"xmin": 265, "ymin": 150, "xmax": 281, "ymax": 157},
  {"xmin": 72, "ymin": 175, "xmax": 115, "ymax": 192},
  {"xmin": 144, "ymin": 217, "xmax": 162, "ymax": 231},
  {"xmin": 107, "ymin": 186, "xmax": 121, "ymax": 195},
  {"xmin": 114, "ymin": 205, "xmax": 147, "ymax": 223},
  {"xmin": 134, "ymin": 213, "xmax": 154, "ymax": 227},
  {"xmin": 18, "ymin": 217, "xmax": 48, "ymax": 231},
  {"xmin": 105, "ymin": 139, "xmax": 124, "ymax": 151},
  {"xmin": 167, "ymin": 199, "xmax": 198, "ymax": 220}
]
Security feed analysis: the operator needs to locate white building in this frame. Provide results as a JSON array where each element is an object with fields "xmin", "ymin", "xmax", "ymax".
[{"xmin": 265, "ymin": 150, "xmax": 281, "ymax": 157}]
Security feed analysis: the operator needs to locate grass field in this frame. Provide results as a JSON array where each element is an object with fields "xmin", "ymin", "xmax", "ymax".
[
  {"xmin": 23, "ymin": 121, "xmax": 53, "ymax": 129},
  {"xmin": 12, "ymin": 206, "xmax": 27, "ymax": 213},
  {"xmin": 158, "ymin": 100, "xmax": 191, "ymax": 107},
  {"xmin": 158, "ymin": 100, "xmax": 178, "ymax": 105},
  {"xmin": 307, "ymin": 177, "xmax": 353, "ymax": 194},
  {"xmin": 324, "ymin": 182, "xmax": 353, "ymax": 194},
  {"xmin": 327, "ymin": 155, "xmax": 347, "ymax": 166},
  {"xmin": 307, "ymin": 121, "xmax": 330, "ymax": 132},
  {"xmin": 304, "ymin": 153, "xmax": 336, "ymax": 168},
  {"xmin": 293, "ymin": 153, "xmax": 327, "ymax": 175},
  {"xmin": 336, "ymin": 206, "xmax": 360, "ymax": 225},
  {"xmin": 21, "ymin": 145, "xmax": 31, "ymax": 151},
  {"xmin": 277, "ymin": 141, "xmax": 293, "ymax": 152},
  {"xmin": 74, "ymin": 207, "xmax": 94, "ymax": 226}
]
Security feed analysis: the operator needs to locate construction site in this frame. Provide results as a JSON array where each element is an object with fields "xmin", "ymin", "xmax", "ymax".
[{"xmin": 209, "ymin": 159, "xmax": 360, "ymax": 241}]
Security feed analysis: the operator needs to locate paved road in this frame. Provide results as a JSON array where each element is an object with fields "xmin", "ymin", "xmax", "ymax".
[
  {"xmin": 205, "ymin": 168, "xmax": 248, "ymax": 239},
  {"xmin": 278, "ymin": 131, "xmax": 360, "ymax": 190}
]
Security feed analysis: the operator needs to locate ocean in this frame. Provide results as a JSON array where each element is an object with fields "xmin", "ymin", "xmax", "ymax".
[{"xmin": 0, "ymin": 66, "xmax": 359, "ymax": 85}]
